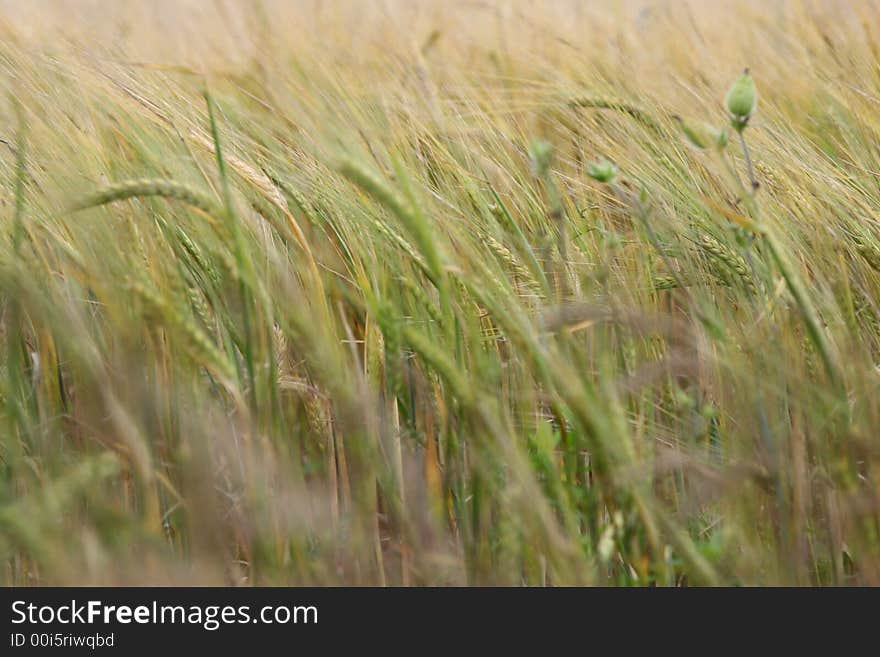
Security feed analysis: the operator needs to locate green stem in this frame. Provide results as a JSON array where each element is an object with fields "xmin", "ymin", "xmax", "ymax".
[
  {"xmin": 763, "ymin": 229, "xmax": 840, "ymax": 385},
  {"xmin": 738, "ymin": 129, "xmax": 758, "ymax": 192},
  {"xmin": 205, "ymin": 90, "xmax": 258, "ymax": 410},
  {"xmin": 734, "ymin": 132, "xmax": 840, "ymax": 385}
]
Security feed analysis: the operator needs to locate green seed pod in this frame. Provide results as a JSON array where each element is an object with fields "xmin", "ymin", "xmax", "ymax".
[
  {"xmin": 529, "ymin": 139, "xmax": 554, "ymax": 177},
  {"xmin": 587, "ymin": 159, "xmax": 618, "ymax": 184},
  {"xmin": 726, "ymin": 69, "xmax": 758, "ymax": 121},
  {"xmin": 676, "ymin": 117, "xmax": 728, "ymax": 151}
]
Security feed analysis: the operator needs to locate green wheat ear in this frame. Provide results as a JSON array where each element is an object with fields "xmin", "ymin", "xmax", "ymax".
[
  {"xmin": 698, "ymin": 234, "xmax": 759, "ymax": 295},
  {"xmin": 130, "ymin": 279, "xmax": 236, "ymax": 382},
  {"xmin": 568, "ymin": 95, "xmax": 663, "ymax": 133},
  {"xmin": 69, "ymin": 178, "xmax": 223, "ymax": 218}
]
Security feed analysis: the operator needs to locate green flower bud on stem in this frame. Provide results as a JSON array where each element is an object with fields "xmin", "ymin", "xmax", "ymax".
[
  {"xmin": 587, "ymin": 159, "xmax": 618, "ymax": 184},
  {"xmin": 726, "ymin": 68, "xmax": 758, "ymax": 132}
]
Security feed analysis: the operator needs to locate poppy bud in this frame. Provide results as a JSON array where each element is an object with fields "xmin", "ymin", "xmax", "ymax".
[
  {"xmin": 587, "ymin": 159, "xmax": 618, "ymax": 184},
  {"xmin": 726, "ymin": 69, "xmax": 758, "ymax": 130}
]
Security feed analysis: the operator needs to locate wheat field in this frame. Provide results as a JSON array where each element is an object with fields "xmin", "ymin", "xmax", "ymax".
[{"xmin": 1, "ymin": 0, "xmax": 879, "ymax": 586}]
